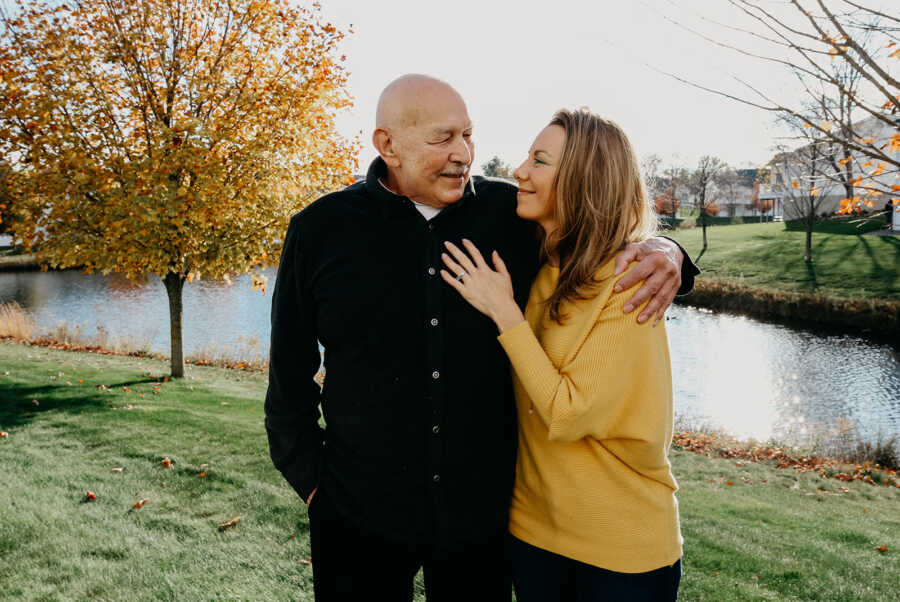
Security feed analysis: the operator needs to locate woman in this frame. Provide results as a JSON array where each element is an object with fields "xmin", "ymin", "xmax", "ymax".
[{"xmin": 440, "ymin": 108, "xmax": 682, "ymax": 601}]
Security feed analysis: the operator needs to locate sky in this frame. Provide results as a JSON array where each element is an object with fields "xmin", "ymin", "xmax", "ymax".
[{"xmin": 314, "ymin": 0, "xmax": 827, "ymax": 175}]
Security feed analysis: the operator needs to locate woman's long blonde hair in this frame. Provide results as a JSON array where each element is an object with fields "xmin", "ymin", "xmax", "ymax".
[{"xmin": 542, "ymin": 108, "xmax": 657, "ymax": 323}]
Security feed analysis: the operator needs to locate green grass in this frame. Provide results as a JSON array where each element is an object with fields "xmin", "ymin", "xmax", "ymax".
[
  {"xmin": 668, "ymin": 222, "xmax": 900, "ymax": 300},
  {"xmin": 2, "ymin": 341, "xmax": 899, "ymax": 601}
]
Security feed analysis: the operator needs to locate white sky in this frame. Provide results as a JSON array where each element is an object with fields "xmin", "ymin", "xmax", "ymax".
[{"xmin": 316, "ymin": 0, "xmax": 832, "ymax": 175}]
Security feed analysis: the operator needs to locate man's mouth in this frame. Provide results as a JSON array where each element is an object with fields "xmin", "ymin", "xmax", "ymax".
[{"xmin": 440, "ymin": 171, "xmax": 467, "ymax": 182}]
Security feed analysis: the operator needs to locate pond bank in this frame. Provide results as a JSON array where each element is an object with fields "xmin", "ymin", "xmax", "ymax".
[
  {"xmin": 675, "ymin": 279, "xmax": 900, "ymax": 343},
  {"xmin": 0, "ymin": 252, "xmax": 38, "ymax": 271}
]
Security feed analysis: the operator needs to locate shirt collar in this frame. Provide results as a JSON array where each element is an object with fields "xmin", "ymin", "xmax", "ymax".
[{"xmin": 364, "ymin": 157, "xmax": 475, "ymax": 219}]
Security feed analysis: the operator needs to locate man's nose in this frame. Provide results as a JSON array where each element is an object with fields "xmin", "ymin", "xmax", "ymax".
[{"xmin": 449, "ymin": 135, "xmax": 471, "ymax": 165}]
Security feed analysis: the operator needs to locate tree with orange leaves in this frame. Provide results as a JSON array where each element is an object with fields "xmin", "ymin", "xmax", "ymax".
[
  {"xmin": 0, "ymin": 0, "xmax": 358, "ymax": 377},
  {"xmin": 653, "ymin": 1, "xmax": 899, "ymax": 215},
  {"xmin": 653, "ymin": 188, "xmax": 682, "ymax": 222}
]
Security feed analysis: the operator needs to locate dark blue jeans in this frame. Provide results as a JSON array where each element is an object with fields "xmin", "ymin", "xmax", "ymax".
[{"xmin": 510, "ymin": 535, "xmax": 681, "ymax": 602}]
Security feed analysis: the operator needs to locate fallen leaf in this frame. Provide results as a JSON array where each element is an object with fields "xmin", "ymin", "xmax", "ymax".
[
  {"xmin": 112, "ymin": 467, "xmax": 123, "ymax": 473},
  {"xmin": 85, "ymin": 491, "xmax": 96, "ymax": 501},
  {"xmin": 161, "ymin": 458, "xmax": 173, "ymax": 468},
  {"xmin": 32, "ymin": 399, "xmax": 39, "ymax": 406},
  {"xmin": 0, "ymin": 432, "xmax": 8, "ymax": 438},
  {"xmin": 198, "ymin": 472, "xmax": 207, "ymax": 478},
  {"xmin": 66, "ymin": 381, "xmax": 72, "ymax": 386},
  {"xmin": 726, "ymin": 481, "xmax": 734, "ymax": 486},
  {"xmin": 876, "ymin": 545, "xmax": 888, "ymax": 553},
  {"xmin": 299, "ymin": 557, "xmax": 312, "ymax": 565},
  {"xmin": 133, "ymin": 499, "xmax": 148, "ymax": 509},
  {"xmin": 218, "ymin": 516, "xmax": 242, "ymax": 531}
]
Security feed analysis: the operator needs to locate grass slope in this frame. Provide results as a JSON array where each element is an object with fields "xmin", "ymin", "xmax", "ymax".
[
  {"xmin": 1, "ymin": 342, "xmax": 898, "ymax": 601},
  {"xmin": 667, "ymin": 222, "xmax": 899, "ymax": 300}
]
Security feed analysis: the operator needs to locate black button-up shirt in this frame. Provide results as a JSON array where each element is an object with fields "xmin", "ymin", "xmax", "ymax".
[{"xmin": 264, "ymin": 157, "xmax": 697, "ymax": 548}]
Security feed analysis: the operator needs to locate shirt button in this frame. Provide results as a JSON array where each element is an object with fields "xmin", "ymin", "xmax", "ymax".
[
  {"xmin": 432, "ymin": 370, "xmax": 440, "ymax": 379},
  {"xmin": 433, "ymin": 474, "xmax": 441, "ymax": 483},
  {"xmin": 428, "ymin": 223, "xmax": 435, "ymax": 231},
  {"xmin": 432, "ymin": 425, "xmax": 440, "ymax": 434},
  {"xmin": 430, "ymin": 318, "xmax": 439, "ymax": 326},
  {"xmin": 428, "ymin": 267, "xmax": 436, "ymax": 276}
]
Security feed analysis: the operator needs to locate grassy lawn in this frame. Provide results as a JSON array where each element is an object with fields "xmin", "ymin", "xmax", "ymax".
[
  {"xmin": 2, "ymin": 341, "xmax": 898, "ymax": 601},
  {"xmin": 667, "ymin": 222, "xmax": 899, "ymax": 300}
]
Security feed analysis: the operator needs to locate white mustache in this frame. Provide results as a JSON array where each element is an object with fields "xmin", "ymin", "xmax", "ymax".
[{"xmin": 441, "ymin": 168, "xmax": 468, "ymax": 177}]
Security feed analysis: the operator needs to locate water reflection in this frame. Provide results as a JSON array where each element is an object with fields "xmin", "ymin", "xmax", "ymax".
[
  {"xmin": 1, "ymin": 268, "xmax": 898, "ymax": 445},
  {"xmin": 668, "ymin": 306, "xmax": 900, "ymax": 445}
]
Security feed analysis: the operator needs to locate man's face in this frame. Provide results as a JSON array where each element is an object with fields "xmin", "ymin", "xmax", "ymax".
[{"xmin": 392, "ymin": 93, "xmax": 474, "ymax": 208}]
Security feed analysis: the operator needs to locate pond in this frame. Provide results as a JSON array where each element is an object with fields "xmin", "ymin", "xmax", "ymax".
[{"xmin": 1, "ymin": 266, "xmax": 898, "ymax": 447}]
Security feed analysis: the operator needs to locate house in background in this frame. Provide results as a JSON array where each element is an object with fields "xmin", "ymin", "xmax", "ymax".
[{"xmin": 764, "ymin": 111, "xmax": 900, "ymax": 222}]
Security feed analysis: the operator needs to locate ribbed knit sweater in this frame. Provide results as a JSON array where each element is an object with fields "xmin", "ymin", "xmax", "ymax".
[{"xmin": 497, "ymin": 255, "xmax": 683, "ymax": 573}]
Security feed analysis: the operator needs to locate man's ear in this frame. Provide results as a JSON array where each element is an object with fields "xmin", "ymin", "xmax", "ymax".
[{"xmin": 373, "ymin": 128, "xmax": 401, "ymax": 168}]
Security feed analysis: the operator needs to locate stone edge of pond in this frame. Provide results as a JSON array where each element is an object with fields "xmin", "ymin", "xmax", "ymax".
[
  {"xmin": 674, "ymin": 279, "xmax": 900, "ymax": 344},
  {"xmin": 0, "ymin": 254, "xmax": 39, "ymax": 271}
]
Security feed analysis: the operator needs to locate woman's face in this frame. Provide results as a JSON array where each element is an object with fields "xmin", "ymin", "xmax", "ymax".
[{"xmin": 513, "ymin": 124, "xmax": 566, "ymax": 233}]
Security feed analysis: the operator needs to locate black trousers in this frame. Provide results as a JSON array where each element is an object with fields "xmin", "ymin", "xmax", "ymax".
[
  {"xmin": 510, "ymin": 535, "xmax": 681, "ymax": 602},
  {"xmin": 308, "ymin": 487, "xmax": 512, "ymax": 601}
]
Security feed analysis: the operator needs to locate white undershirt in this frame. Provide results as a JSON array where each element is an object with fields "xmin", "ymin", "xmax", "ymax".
[{"xmin": 379, "ymin": 179, "xmax": 444, "ymax": 221}]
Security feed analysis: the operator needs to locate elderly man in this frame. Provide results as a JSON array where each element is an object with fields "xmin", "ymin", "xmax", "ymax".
[{"xmin": 265, "ymin": 74, "xmax": 697, "ymax": 601}]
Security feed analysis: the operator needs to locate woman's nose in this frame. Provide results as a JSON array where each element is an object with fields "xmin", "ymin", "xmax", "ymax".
[{"xmin": 513, "ymin": 161, "xmax": 528, "ymax": 183}]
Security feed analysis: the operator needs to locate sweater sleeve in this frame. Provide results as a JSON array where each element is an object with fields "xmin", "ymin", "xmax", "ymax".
[{"xmin": 497, "ymin": 284, "xmax": 666, "ymax": 444}]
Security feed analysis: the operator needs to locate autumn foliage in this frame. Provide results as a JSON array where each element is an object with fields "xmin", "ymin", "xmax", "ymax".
[
  {"xmin": 653, "ymin": 188, "xmax": 681, "ymax": 217},
  {"xmin": 673, "ymin": 431, "xmax": 899, "ymax": 489},
  {"xmin": 0, "ymin": 0, "xmax": 358, "ymax": 376}
]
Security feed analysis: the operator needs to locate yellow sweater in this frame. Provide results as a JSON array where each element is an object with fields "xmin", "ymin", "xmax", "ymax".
[{"xmin": 497, "ymin": 255, "xmax": 682, "ymax": 573}]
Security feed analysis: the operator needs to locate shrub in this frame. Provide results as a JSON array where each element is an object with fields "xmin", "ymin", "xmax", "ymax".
[{"xmin": 0, "ymin": 302, "xmax": 34, "ymax": 340}]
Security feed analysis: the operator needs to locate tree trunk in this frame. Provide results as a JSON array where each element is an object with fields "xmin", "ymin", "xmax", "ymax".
[
  {"xmin": 805, "ymin": 223, "xmax": 813, "ymax": 264},
  {"xmin": 163, "ymin": 272, "xmax": 186, "ymax": 378},
  {"xmin": 701, "ymin": 214, "xmax": 708, "ymax": 252}
]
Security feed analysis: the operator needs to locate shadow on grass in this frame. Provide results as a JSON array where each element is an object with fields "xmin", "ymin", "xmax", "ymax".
[
  {"xmin": 857, "ymin": 236, "xmax": 895, "ymax": 283},
  {"xmin": 0, "ymin": 378, "xmax": 160, "ymax": 429}
]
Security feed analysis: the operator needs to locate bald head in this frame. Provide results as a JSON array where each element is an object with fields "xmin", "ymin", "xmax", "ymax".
[
  {"xmin": 375, "ymin": 74, "xmax": 467, "ymax": 131},
  {"xmin": 372, "ymin": 74, "xmax": 474, "ymax": 208}
]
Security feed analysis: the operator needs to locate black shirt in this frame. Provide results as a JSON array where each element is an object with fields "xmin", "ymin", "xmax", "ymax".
[{"xmin": 264, "ymin": 157, "xmax": 697, "ymax": 548}]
